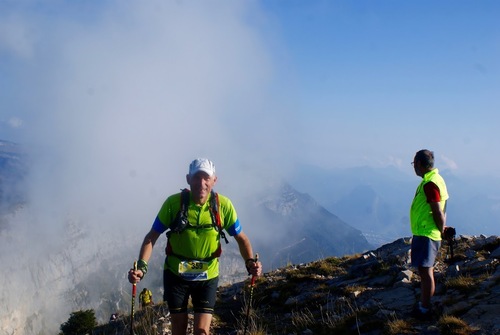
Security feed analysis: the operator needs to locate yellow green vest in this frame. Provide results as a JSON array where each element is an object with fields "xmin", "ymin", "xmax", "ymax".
[
  {"xmin": 410, "ymin": 168, "xmax": 449, "ymax": 241},
  {"xmin": 157, "ymin": 192, "xmax": 237, "ymax": 280},
  {"xmin": 140, "ymin": 289, "xmax": 152, "ymax": 304}
]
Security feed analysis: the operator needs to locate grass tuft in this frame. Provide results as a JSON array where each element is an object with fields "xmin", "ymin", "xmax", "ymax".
[
  {"xmin": 384, "ymin": 318, "xmax": 416, "ymax": 335},
  {"xmin": 445, "ymin": 275, "xmax": 479, "ymax": 294},
  {"xmin": 438, "ymin": 315, "xmax": 479, "ymax": 335}
]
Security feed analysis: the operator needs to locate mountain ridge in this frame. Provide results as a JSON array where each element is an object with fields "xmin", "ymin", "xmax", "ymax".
[
  {"xmin": 289, "ymin": 163, "xmax": 500, "ymax": 244},
  {"xmin": 92, "ymin": 234, "xmax": 500, "ymax": 335}
]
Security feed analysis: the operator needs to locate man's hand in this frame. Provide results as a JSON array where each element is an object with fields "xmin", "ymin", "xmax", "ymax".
[
  {"xmin": 245, "ymin": 258, "xmax": 263, "ymax": 277},
  {"xmin": 128, "ymin": 268, "xmax": 144, "ymax": 284}
]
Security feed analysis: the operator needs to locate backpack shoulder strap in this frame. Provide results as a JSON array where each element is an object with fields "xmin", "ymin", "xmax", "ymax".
[
  {"xmin": 165, "ymin": 188, "xmax": 191, "ymax": 253},
  {"xmin": 166, "ymin": 189, "xmax": 228, "ymax": 260},
  {"xmin": 209, "ymin": 191, "xmax": 229, "ymax": 244},
  {"xmin": 180, "ymin": 188, "xmax": 190, "ymax": 213}
]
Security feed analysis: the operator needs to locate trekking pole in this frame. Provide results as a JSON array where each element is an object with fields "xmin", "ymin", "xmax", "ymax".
[
  {"xmin": 130, "ymin": 261, "xmax": 137, "ymax": 335},
  {"xmin": 244, "ymin": 254, "xmax": 259, "ymax": 335}
]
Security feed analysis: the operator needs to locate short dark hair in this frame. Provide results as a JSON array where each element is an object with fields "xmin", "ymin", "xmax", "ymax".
[{"xmin": 415, "ymin": 149, "xmax": 434, "ymax": 169}]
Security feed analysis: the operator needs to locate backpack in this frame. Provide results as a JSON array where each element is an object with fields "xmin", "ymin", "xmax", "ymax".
[
  {"xmin": 165, "ymin": 188, "xmax": 229, "ymax": 260},
  {"xmin": 140, "ymin": 290, "xmax": 152, "ymax": 304}
]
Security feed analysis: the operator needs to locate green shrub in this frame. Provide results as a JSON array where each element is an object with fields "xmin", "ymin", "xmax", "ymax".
[{"xmin": 59, "ymin": 309, "xmax": 97, "ymax": 335}]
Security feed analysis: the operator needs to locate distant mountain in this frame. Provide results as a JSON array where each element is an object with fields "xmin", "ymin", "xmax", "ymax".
[
  {"xmin": 249, "ymin": 182, "xmax": 372, "ymax": 270},
  {"xmin": 289, "ymin": 163, "xmax": 500, "ymax": 246},
  {"xmin": 0, "ymin": 139, "xmax": 26, "ymax": 175},
  {"xmin": 0, "ymin": 140, "xmax": 27, "ymax": 223}
]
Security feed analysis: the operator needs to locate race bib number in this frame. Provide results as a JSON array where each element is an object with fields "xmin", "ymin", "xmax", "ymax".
[{"xmin": 178, "ymin": 260, "xmax": 209, "ymax": 281}]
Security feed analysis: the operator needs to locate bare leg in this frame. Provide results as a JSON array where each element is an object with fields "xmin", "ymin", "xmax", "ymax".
[
  {"xmin": 193, "ymin": 313, "xmax": 213, "ymax": 335},
  {"xmin": 171, "ymin": 313, "xmax": 189, "ymax": 335},
  {"xmin": 418, "ymin": 266, "xmax": 435, "ymax": 309}
]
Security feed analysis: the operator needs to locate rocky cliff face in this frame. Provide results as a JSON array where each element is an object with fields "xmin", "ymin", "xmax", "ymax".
[
  {"xmin": 98, "ymin": 234, "xmax": 499, "ymax": 335},
  {"xmin": 0, "ymin": 212, "xmax": 131, "ymax": 335}
]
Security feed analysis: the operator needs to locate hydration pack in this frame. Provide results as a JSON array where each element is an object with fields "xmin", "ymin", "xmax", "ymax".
[{"xmin": 165, "ymin": 188, "xmax": 229, "ymax": 260}]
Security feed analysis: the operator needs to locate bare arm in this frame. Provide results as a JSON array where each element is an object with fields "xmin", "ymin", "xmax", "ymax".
[
  {"xmin": 234, "ymin": 231, "xmax": 262, "ymax": 276},
  {"xmin": 128, "ymin": 228, "xmax": 161, "ymax": 283},
  {"xmin": 138, "ymin": 228, "xmax": 161, "ymax": 262},
  {"xmin": 430, "ymin": 201, "xmax": 446, "ymax": 235}
]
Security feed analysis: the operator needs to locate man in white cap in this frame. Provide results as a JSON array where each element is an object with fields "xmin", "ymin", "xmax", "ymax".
[{"xmin": 128, "ymin": 158, "xmax": 262, "ymax": 335}]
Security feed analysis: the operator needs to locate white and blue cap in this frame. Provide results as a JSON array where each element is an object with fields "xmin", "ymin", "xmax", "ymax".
[{"xmin": 189, "ymin": 158, "xmax": 216, "ymax": 176}]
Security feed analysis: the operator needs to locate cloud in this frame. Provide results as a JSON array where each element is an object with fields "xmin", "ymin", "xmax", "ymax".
[
  {"xmin": 441, "ymin": 154, "xmax": 458, "ymax": 171},
  {"xmin": 0, "ymin": 1, "xmax": 300, "ymax": 332},
  {"xmin": 5, "ymin": 0, "xmax": 294, "ymax": 228},
  {"xmin": 0, "ymin": 0, "xmax": 302, "ymax": 245},
  {"xmin": 0, "ymin": 13, "xmax": 35, "ymax": 59},
  {"xmin": 387, "ymin": 155, "xmax": 404, "ymax": 168},
  {"xmin": 7, "ymin": 117, "xmax": 23, "ymax": 128}
]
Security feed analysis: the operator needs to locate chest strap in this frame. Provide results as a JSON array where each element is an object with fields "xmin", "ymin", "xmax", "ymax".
[{"xmin": 165, "ymin": 189, "xmax": 228, "ymax": 260}]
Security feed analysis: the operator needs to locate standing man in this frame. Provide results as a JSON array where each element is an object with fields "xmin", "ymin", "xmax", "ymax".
[
  {"xmin": 128, "ymin": 158, "xmax": 262, "ymax": 335},
  {"xmin": 139, "ymin": 287, "xmax": 154, "ymax": 309},
  {"xmin": 410, "ymin": 149, "xmax": 449, "ymax": 320}
]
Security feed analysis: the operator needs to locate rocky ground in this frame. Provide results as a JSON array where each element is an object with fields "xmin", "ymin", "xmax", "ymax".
[{"xmin": 95, "ymin": 234, "xmax": 499, "ymax": 334}]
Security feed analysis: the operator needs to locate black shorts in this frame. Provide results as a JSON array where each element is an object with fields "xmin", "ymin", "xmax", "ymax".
[
  {"xmin": 411, "ymin": 235, "xmax": 441, "ymax": 268},
  {"xmin": 163, "ymin": 269, "xmax": 219, "ymax": 314}
]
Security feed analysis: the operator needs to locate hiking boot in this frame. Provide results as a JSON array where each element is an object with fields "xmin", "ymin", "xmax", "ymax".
[{"xmin": 411, "ymin": 306, "xmax": 433, "ymax": 321}]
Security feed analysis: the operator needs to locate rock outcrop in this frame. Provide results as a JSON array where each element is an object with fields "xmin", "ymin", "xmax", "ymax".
[{"xmin": 96, "ymin": 234, "xmax": 499, "ymax": 334}]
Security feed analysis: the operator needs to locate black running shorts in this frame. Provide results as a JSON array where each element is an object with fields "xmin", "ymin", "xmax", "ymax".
[{"xmin": 163, "ymin": 269, "xmax": 219, "ymax": 314}]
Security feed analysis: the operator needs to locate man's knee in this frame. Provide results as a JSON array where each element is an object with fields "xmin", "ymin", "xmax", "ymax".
[{"xmin": 418, "ymin": 266, "xmax": 433, "ymax": 276}]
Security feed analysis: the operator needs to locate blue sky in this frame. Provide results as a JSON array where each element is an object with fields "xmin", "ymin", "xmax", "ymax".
[
  {"xmin": 0, "ymin": 3, "xmax": 498, "ymax": 331},
  {"xmin": 262, "ymin": 1, "xmax": 500, "ymax": 176},
  {"xmin": 0, "ymin": 0, "xmax": 499, "ymax": 181}
]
